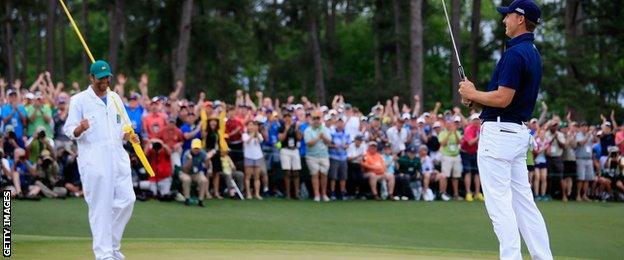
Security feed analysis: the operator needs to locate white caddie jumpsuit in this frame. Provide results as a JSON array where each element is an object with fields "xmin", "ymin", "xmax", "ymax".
[
  {"xmin": 63, "ymin": 86, "xmax": 136, "ymax": 260},
  {"xmin": 477, "ymin": 118, "xmax": 552, "ymax": 260}
]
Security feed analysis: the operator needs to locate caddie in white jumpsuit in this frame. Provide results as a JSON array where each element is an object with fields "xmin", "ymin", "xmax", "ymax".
[
  {"xmin": 63, "ymin": 60, "xmax": 136, "ymax": 260},
  {"xmin": 458, "ymin": 1, "xmax": 552, "ymax": 259}
]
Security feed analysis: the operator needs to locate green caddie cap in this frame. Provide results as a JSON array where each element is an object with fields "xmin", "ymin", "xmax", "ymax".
[{"xmin": 90, "ymin": 60, "xmax": 113, "ymax": 79}]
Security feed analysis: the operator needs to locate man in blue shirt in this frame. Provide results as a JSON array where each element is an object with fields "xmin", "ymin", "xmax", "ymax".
[
  {"xmin": 125, "ymin": 93, "xmax": 145, "ymax": 137},
  {"xmin": 458, "ymin": 1, "xmax": 552, "ymax": 259},
  {"xmin": 1, "ymin": 89, "xmax": 28, "ymax": 139},
  {"xmin": 328, "ymin": 118, "xmax": 350, "ymax": 200}
]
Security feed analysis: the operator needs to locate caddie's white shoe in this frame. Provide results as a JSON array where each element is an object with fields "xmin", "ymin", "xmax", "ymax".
[{"xmin": 112, "ymin": 250, "xmax": 125, "ymax": 260}]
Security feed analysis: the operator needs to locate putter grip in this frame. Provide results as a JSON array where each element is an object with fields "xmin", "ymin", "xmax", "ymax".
[{"xmin": 458, "ymin": 67, "xmax": 473, "ymax": 107}]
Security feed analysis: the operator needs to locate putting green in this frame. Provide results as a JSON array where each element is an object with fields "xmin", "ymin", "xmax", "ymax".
[
  {"xmin": 13, "ymin": 235, "xmax": 501, "ymax": 260},
  {"xmin": 10, "ymin": 199, "xmax": 624, "ymax": 259}
]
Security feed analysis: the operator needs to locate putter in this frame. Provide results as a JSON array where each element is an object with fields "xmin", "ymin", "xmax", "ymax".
[{"xmin": 441, "ymin": 0, "xmax": 472, "ymax": 106}]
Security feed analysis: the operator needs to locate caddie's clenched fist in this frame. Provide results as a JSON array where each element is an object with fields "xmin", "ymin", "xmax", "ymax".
[{"xmin": 74, "ymin": 119, "xmax": 90, "ymax": 137}]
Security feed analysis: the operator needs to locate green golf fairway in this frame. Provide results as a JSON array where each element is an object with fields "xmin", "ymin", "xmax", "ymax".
[{"xmin": 10, "ymin": 199, "xmax": 624, "ymax": 259}]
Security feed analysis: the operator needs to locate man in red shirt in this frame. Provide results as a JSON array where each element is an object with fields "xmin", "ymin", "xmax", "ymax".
[
  {"xmin": 156, "ymin": 117, "xmax": 184, "ymax": 152},
  {"xmin": 362, "ymin": 142, "xmax": 391, "ymax": 200},
  {"xmin": 145, "ymin": 139, "xmax": 173, "ymax": 198},
  {"xmin": 226, "ymin": 105, "xmax": 245, "ymax": 168},
  {"xmin": 142, "ymin": 101, "xmax": 167, "ymax": 139},
  {"xmin": 460, "ymin": 114, "xmax": 483, "ymax": 202},
  {"xmin": 156, "ymin": 117, "xmax": 185, "ymax": 169}
]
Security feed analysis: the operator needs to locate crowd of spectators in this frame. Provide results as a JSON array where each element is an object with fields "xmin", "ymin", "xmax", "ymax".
[{"xmin": 2, "ymin": 73, "xmax": 623, "ymax": 206}]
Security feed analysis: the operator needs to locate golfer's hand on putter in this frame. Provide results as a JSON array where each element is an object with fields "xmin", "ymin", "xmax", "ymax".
[{"xmin": 458, "ymin": 79, "xmax": 476, "ymax": 107}]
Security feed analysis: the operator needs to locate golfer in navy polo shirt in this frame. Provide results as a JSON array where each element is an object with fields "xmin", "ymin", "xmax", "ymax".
[{"xmin": 458, "ymin": 1, "xmax": 553, "ymax": 259}]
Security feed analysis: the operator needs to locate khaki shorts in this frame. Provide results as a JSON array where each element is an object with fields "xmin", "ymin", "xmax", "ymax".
[
  {"xmin": 306, "ymin": 156, "xmax": 330, "ymax": 175},
  {"xmin": 441, "ymin": 154, "xmax": 462, "ymax": 178},
  {"xmin": 280, "ymin": 148, "xmax": 302, "ymax": 171}
]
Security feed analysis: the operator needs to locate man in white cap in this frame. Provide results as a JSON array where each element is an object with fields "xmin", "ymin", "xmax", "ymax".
[{"xmin": 63, "ymin": 60, "xmax": 137, "ymax": 260}]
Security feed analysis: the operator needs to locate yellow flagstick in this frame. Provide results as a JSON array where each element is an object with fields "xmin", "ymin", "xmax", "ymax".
[{"xmin": 58, "ymin": 0, "xmax": 155, "ymax": 177}]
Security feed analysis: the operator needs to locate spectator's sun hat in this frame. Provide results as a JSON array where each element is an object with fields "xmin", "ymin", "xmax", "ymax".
[
  {"xmin": 129, "ymin": 93, "xmax": 141, "ymax": 100},
  {"xmin": 469, "ymin": 113, "xmax": 480, "ymax": 121},
  {"xmin": 419, "ymin": 144, "xmax": 429, "ymax": 152},
  {"xmin": 453, "ymin": 115, "xmax": 462, "ymax": 122},
  {"xmin": 6, "ymin": 88, "xmax": 16, "ymax": 96},
  {"xmin": 400, "ymin": 113, "xmax": 411, "ymax": 121},
  {"xmin": 254, "ymin": 114, "xmax": 267, "ymax": 124},
  {"xmin": 355, "ymin": 134, "xmax": 364, "ymax": 141},
  {"xmin": 40, "ymin": 149, "xmax": 53, "ymax": 160},
  {"xmin": 25, "ymin": 93, "xmax": 35, "ymax": 100},
  {"xmin": 36, "ymin": 125, "xmax": 46, "ymax": 134},
  {"xmin": 406, "ymin": 146, "xmax": 417, "ymax": 153},
  {"xmin": 607, "ymin": 146, "xmax": 620, "ymax": 154},
  {"xmin": 368, "ymin": 141, "xmax": 378, "ymax": 147},
  {"xmin": 5, "ymin": 125, "xmax": 14, "ymax": 133},
  {"xmin": 417, "ymin": 117, "xmax": 426, "ymax": 124},
  {"xmin": 433, "ymin": 121, "xmax": 442, "ymax": 128},
  {"xmin": 191, "ymin": 139, "xmax": 202, "ymax": 149}
]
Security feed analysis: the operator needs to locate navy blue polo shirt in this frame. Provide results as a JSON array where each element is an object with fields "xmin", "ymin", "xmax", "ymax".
[{"xmin": 480, "ymin": 33, "xmax": 541, "ymax": 122}]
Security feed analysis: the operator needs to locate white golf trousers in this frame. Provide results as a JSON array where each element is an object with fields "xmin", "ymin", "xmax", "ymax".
[{"xmin": 477, "ymin": 121, "xmax": 553, "ymax": 260}]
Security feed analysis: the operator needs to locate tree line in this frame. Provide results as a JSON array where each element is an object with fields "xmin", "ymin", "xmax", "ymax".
[{"xmin": 0, "ymin": 0, "xmax": 622, "ymax": 121}]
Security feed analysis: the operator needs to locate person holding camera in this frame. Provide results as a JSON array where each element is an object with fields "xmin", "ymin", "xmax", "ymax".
[
  {"xmin": 1, "ymin": 148, "xmax": 19, "ymax": 197},
  {"xmin": 145, "ymin": 138, "xmax": 173, "ymax": 198},
  {"xmin": 9, "ymin": 148, "xmax": 41, "ymax": 199},
  {"xmin": 596, "ymin": 146, "xmax": 624, "ymax": 201},
  {"xmin": 34, "ymin": 149, "xmax": 67, "ymax": 198},
  {"xmin": 180, "ymin": 139, "xmax": 210, "ymax": 206},
  {"xmin": 1, "ymin": 88, "xmax": 28, "ymax": 140},
  {"xmin": 26, "ymin": 92, "xmax": 53, "ymax": 138},
  {"xmin": 26, "ymin": 126, "xmax": 55, "ymax": 163},
  {"xmin": 2, "ymin": 125, "xmax": 25, "ymax": 159}
]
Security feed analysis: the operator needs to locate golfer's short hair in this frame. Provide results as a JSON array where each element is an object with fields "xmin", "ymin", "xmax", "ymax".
[{"xmin": 526, "ymin": 19, "xmax": 537, "ymax": 32}]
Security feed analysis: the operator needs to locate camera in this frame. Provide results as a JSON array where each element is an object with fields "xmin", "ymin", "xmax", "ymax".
[
  {"xmin": 38, "ymin": 130, "xmax": 46, "ymax": 139},
  {"xmin": 152, "ymin": 142, "xmax": 162, "ymax": 150},
  {"xmin": 42, "ymin": 158, "xmax": 53, "ymax": 168}
]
